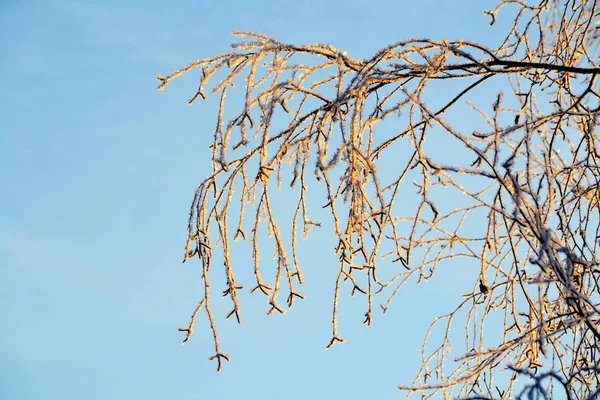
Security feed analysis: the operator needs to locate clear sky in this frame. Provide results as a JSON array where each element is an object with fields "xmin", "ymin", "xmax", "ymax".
[{"xmin": 2, "ymin": 1, "xmax": 507, "ymax": 399}]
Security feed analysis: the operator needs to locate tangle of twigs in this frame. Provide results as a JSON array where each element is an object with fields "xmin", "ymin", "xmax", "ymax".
[{"xmin": 159, "ymin": 0, "xmax": 600, "ymax": 397}]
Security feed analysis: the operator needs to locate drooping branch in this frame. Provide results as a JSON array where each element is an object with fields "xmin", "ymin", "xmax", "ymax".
[{"xmin": 159, "ymin": 0, "xmax": 600, "ymax": 398}]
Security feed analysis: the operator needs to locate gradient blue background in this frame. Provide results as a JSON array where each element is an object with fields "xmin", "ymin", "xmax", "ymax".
[{"xmin": 2, "ymin": 1, "xmax": 506, "ymax": 399}]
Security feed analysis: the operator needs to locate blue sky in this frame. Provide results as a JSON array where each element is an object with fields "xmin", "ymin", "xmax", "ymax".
[{"xmin": 1, "ymin": 1, "xmax": 509, "ymax": 399}]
